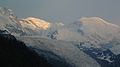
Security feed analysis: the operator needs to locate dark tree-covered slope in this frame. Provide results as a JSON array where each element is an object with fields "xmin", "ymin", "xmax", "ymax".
[{"xmin": 0, "ymin": 33, "xmax": 52, "ymax": 67}]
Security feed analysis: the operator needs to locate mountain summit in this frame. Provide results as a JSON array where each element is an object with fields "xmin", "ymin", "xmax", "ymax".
[
  {"xmin": 20, "ymin": 17, "xmax": 51, "ymax": 30},
  {"xmin": 55, "ymin": 17, "xmax": 120, "ymax": 46},
  {"xmin": 79, "ymin": 17, "xmax": 120, "ymax": 35}
]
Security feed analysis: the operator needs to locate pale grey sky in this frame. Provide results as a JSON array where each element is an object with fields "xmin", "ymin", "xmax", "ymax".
[{"xmin": 0, "ymin": 0, "xmax": 120, "ymax": 25}]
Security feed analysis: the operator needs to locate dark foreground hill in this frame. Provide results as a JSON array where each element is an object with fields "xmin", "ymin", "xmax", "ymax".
[{"xmin": 0, "ymin": 33, "xmax": 53, "ymax": 67}]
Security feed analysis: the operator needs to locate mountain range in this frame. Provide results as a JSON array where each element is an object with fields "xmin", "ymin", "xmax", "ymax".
[{"xmin": 0, "ymin": 7, "xmax": 120, "ymax": 67}]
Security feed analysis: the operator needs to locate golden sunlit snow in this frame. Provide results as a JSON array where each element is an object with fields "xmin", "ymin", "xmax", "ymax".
[{"xmin": 20, "ymin": 17, "xmax": 50, "ymax": 30}]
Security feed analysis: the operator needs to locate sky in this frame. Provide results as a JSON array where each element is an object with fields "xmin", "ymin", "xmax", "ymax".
[{"xmin": 0, "ymin": 0, "xmax": 120, "ymax": 25}]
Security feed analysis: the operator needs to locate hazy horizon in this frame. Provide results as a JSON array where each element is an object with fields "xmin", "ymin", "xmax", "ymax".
[{"xmin": 0, "ymin": 0, "xmax": 120, "ymax": 25}]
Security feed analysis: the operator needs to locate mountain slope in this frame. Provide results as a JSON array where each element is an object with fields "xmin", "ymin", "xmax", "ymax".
[
  {"xmin": 54, "ymin": 17, "xmax": 120, "ymax": 48},
  {"xmin": 0, "ymin": 32, "xmax": 52, "ymax": 67},
  {"xmin": 0, "ymin": 7, "xmax": 23, "ymax": 36},
  {"xmin": 20, "ymin": 17, "xmax": 50, "ymax": 30},
  {"xmin": 16, "ymin": 36, "xmax": 100, "ymax": 67}
]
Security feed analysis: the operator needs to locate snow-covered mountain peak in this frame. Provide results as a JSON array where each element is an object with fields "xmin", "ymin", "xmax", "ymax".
[
  {"xmin": 80, "ymin": 17, "xmax": 119, "ymax": 28},
  {"xmin": 78, "ymin": 17, "xmax": 120, "ymax": 36},
  {"xmin": 0, "ymin": 7, "xmax": 22, "ymax": 35},
  {"xmin": 20, "ymin": 17, "xmax": 51, "ymax": 30},
  {"xmin": 54, "ymin": 17, "xmax": 120, "ymax": 48},
  {"xmin": 0, "ymin": 7, "xmax": 14, "ymax": 17}
]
